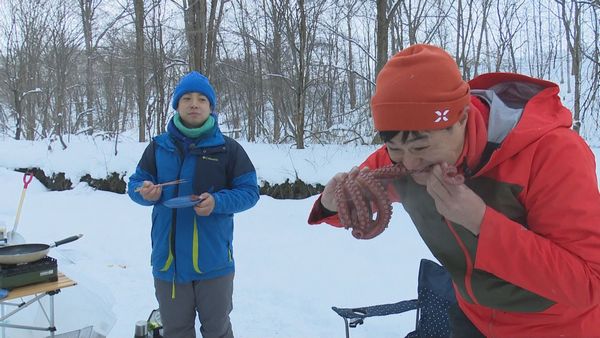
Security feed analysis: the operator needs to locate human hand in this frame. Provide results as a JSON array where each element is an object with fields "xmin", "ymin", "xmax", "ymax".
[
  {"xmin": 334, "ymin": 165, "xmax": 406, "ymax": 239},
  {"xmin": 321, "ymin": 167, "xmax": 366, "ymax": 212},
  {"xmin": 138, "ymin": 181, "xmax": 162, "ymax": 202},
  {"xmin": 426, "ymin": 162, "xmax": 485, "ymax": 235},
  {"xmin": 193, "ymin": 193, "xmax": 215, "ymax": 216}
]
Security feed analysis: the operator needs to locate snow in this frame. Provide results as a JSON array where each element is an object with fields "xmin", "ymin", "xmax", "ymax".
[{"xmin": 0, "ymin": 134, "xmax": 597, "ymax": 337}]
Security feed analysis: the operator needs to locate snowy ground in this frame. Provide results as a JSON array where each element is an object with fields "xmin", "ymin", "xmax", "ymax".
[{"xmin": 0, "ymin": 136, "xmax": 436, "ymax": 338}]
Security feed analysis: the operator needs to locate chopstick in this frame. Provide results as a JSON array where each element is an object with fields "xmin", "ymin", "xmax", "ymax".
[{"xmin": 134, "ymin": 179, "xmax": 188, "ymax": 192}]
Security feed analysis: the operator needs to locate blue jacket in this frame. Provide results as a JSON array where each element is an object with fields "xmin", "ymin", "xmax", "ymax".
[{"xmin": 128, "ymin": 116, "xmax": 259, "ymax": 283}]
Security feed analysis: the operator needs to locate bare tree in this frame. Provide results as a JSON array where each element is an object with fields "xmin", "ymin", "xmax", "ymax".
[
  {"xmin": 181, "ymin": 0, "xmax": 229, "ymax": 78},
  {"xmin": 79, "ymin": 0, "xmax": 97, "ymax": 135},
  {"xmin": 472, "ymin": 0, "xmax": 492, "ymax": 76},
  {"xmin": 579, "ymin": 4, "xmax": 600, "ymax": 138},
  {"xmin": 147, "ymin": 1, "xmax": 181, "ymax": 136},
  {"xmin": 78, "ymin": 0, "xmax": 128, "ymax": 136},
  {"xmin": 345, "ymin": 0, "xmax": 360, "ymax": 109},
  {"xmin": 134, "ymin": 0, "xmax": 146, "ymax": 142},
  {"xmin": 264, "ymin": 0, "xmax": 288, "ymax": 143},
  {"xmin": 46, "ymin": 2, "xmax": 82, "ymax": 148},
  {"xmin": 1, "ymin": 0, "xmax": 50, "ymax": 140},
  {"xmin": 294, "ymin": 0, "xmax": 308, "ymax": 148},
  {"xmin": 375, "ymin": 0, "xmax": 402, "ymax": 76},
  {"xmin": 490, "ymin": 0, "xmax": 525, "ymax": 72},
  {"xmin": 2, "ymin": 5, "xmax": 28, "ymax": 140},
  {"xmin": 556, "ymin": 0, "xmax": 583, "ymax": 133},
  {"xmin": 401, "ymin": 0, "xmax": 431, "ymax": 45},
  {"xmin": 455, "ymin": 0, "xmax": 478, "ymax": 77},
  {"xmin": 230, "ymin": 0, "xmax": 261, "ymax": 141}
]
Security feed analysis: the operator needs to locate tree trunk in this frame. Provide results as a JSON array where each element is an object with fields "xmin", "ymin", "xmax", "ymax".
[
  {"xmin": 557, "ymin": 0, "xmax": 582, "ymax": 133},
  {"xmin": 473, "ymin": 0, "xmax": 491, "ymax": 77},
  {"xmin": 79, "ymin": 0, "xmax": 95, "ymax": 135},
  {"xmin": 268, "ymin": 0, "xmax": 284, "ymax": 143},
  {"xmin": 295, "ymin": 0, "xmax": 307, "ymax": 149},
  {"xmin": 375, "ymin": 0, "xmax": 388, "ymax": 77},
  {"xmin": 134, "ymin": 0, "xmax": 146, "ymax": 142},
  {"xmin": 347, "ymin": 7, "xmax": 356, "ymax": 109},
  {"xmin": 572, "ymin": 2, "xmax": 581, "ymax": 133},
  {"xmin": 185, "ymin": 0, "xmax": 207, "ymax": 72},
  {"xmin": 13, "ymin": 90, "xmax": 23, "ymax": 140}
]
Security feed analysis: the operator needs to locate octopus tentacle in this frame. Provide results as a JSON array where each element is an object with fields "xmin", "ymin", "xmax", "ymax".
[{"xmin": 334, "ymin": 163, "xmax": 462, "ymax": 239}]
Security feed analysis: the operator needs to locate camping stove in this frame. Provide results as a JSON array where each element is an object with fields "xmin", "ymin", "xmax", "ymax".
[{"xmin": 0, "ymin": 256, "xmax": 58, "ymax": 289}]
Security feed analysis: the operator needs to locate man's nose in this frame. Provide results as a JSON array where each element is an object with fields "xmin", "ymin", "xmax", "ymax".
[{"xmin": 402, "ymin": 153, "xmax": 422, "ymax": 171}]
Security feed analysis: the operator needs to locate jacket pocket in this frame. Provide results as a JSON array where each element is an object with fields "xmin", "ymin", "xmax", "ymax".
[
  {"xmin": 192, "ymin": 216, "xmax": 203, "ymax": 273},
  {"xmin": 151, "ymin": 208, "xmax": 173, "ymax": 271},
  {"xmin": 191, "ymin": 215, "xmax": 233, "ymax": 273}
]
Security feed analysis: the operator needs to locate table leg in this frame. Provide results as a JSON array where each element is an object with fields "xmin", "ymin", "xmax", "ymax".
[
  {"xmin": 50, "ymin": 294, "xmax": 55, "ymax": 338},
  {"xmin": 1, "ymin": 302, "xmax": 4, "ymax": 338}
]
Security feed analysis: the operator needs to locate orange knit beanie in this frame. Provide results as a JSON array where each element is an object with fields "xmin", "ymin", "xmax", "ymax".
[{"xmin": 371, "ymin": 44, "xmax": 470, "ymax": 131}]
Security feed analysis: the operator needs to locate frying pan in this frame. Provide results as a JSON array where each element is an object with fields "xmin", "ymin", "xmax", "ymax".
[{"xmin": 0, "ymin": 234, "xmax": 83, "ymax": 265}]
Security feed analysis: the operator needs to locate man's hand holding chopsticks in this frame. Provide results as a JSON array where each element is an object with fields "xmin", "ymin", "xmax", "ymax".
[{"xmin": 138, "ymin": 181, "xmax": 162, "ymax": 202}]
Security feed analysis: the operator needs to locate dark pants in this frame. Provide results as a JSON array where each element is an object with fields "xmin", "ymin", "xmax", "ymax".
[
  {"xmin": 154, "ymin": 273, "xmax": 234, "ymax": 338},
  {"xmin": 448, "ymin": 304, "xmax": 486, "ymax": 338}
]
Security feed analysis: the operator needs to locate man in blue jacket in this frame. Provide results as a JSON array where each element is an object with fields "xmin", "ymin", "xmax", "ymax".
[{"xmin": 128, "ymin": 71, "xmax": 259, "ymax": 338}]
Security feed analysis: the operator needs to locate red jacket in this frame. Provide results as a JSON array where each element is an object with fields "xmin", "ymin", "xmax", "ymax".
[{"xmin": 308, "ymin": 73, "xmax": 600, "ymax": 336}]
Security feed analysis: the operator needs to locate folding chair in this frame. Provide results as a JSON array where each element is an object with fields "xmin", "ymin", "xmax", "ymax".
[{"xmin": 332, "ymin": 259, "xmax": 456, "ymax": 338}]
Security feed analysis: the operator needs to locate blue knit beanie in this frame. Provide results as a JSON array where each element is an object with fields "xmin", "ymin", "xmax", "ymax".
[{"xmin": 171, "ymin": 71, "xmax": 217, "ymax": 111}]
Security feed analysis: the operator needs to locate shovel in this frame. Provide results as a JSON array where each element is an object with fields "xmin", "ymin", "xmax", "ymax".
[{"xmin": 8, "ymin": 172, "xmax": 34, "ymax": 245}]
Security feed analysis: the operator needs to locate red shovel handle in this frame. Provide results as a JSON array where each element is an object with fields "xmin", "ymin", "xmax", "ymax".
[{"xmin": 23, "ymin": 172, "xmax": 33, "ymax": 188}]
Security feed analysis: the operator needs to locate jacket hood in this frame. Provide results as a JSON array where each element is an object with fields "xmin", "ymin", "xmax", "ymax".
[{"xmin": 469, "ymin": 73, "xmax": 573, "ymax": 173}]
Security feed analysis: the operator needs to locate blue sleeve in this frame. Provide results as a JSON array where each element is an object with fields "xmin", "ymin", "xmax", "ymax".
[
  {"xmin": 128, "ymin": 141, "xmax": 159, "ymax": 206},
  {"xmin": 212, "ymin": 140, "xmax": 260, "ymax": 214}
]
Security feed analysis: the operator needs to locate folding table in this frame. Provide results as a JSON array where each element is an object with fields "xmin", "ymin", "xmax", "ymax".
[{"xmin": 0, "ymin": 272, "xmax": 76, "ymax": 338}]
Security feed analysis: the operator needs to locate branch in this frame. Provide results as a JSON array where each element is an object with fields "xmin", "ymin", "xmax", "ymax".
[
  {"xmin": 387, "ymin": 0, "xmax": 403, "ymax": 22},
  {"xmin": 318, "ymin": 23, "xmax": 376, "ymax": 63},
  {"xmin": 328, "ymin": 64, "xmax": 376, "ymax": 86},
  {"xmin": 20, "ymin": 88, "xmax": 43, "ymax": 99},
  {"xmin": 93, "ymin": 3, "xmax": 131, "ymax": 51}
]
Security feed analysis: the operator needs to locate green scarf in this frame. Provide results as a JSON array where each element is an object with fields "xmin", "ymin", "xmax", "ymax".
[{"xmin": 173, "ymin": 113, "xmax": 215, "ymax": 139}]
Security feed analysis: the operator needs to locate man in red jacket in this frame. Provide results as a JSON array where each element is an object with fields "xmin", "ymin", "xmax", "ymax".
[{"xmin": 308, "ymin": 44, "xmax": 600, "ymax": 336}]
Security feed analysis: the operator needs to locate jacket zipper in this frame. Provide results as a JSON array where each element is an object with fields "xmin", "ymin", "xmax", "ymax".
[
  {"xmin": 169, "ymin": 138, "xmax": 186, "ymax": 298},
  {"xmin": 445, "ymin": 218, "xmax": 480, "ymax": 305}
]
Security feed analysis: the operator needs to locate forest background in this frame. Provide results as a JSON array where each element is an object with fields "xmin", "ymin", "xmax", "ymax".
[{"xmin": 1, "ymin": 0, "xmax": 599, "ymax": 153}]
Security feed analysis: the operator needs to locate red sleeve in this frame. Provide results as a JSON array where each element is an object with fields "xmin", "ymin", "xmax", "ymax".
[
  {"xmin": 475, "ymin": 131, "xmax": 600, "ymax": 307},
  {"xmin": 307, "ymin": 145, "xmax": 393, "ymax": 227},
  {"xmin": 307, "ymin": 195, "xmax": 344, "ymax": 227}
]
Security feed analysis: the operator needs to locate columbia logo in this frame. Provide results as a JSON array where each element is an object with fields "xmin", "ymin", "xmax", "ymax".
[
  {"xmin": 202, "ymin": 156, "xmax": 219, "ymax": 162},
  {"xmin": 434, "ymin": 110, "xmax": 449, "ymax": 123}
]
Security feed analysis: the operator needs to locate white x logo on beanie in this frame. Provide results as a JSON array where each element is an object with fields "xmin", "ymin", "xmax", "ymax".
[{"xmin": 434, "ymin": 110, "xmax": 449, "ymax": 123}]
